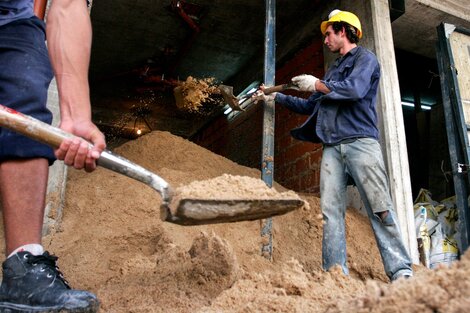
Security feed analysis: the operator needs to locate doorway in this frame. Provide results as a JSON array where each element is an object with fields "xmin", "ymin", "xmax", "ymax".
[{"xmin": 395, "ymin": 49, "xmax": 454, "ymax": 202}]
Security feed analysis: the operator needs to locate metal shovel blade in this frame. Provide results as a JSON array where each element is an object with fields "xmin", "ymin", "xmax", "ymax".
[
  {"xmin": 173, "ymin": 86, "xmax": 186, "ymax": 110},
  {"xmin": 163, "ymin": 198, "xmax": 304, "ymax": 225},
  {"xmin": 219, "ymin": 85, "xmax": 246, "ymax": 111},
  {"xmin": 219, "ymin": 83, "xmax": 299, "ymax": 112}
]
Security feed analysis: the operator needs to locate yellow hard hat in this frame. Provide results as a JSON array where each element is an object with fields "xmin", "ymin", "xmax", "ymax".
[{"xmin": 321, "ymin": 9, "xmax": 362, "ymax": 39}]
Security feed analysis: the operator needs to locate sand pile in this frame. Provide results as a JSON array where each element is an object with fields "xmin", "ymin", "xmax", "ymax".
[
  {"xmin": 2, "ymin": 130, "xmax": 470, "ymax": 312},
  {"xmin": 174, "ymin": 174, "xmax": 301, "ymax": 200}
]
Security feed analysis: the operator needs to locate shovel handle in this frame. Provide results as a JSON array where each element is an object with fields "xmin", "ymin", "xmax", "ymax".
[
  {"xmin": 0, "ymin": 103, "xmax": 171, "ymax": 204},
  {"xmin": 263, "ymin": 83, "xmax": 298, "ymax": 94},
  {"xmin": 241, "ymin": 83, "xmax": 298, "ymax": 99},
  {"xmin": 0, "ymin": 104, "xmax": 73, "ymax": 148},
  {"xmin": 236, "ymin": 83, "xmax": 299, "ymax": 107}
]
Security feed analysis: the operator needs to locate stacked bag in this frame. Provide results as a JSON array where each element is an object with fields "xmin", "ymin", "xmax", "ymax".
[{"xmin": 414, "ymin": 189, "xmax": 459, "ymax": 268}]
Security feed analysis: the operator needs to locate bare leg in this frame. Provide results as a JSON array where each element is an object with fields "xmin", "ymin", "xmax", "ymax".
[{"xmin": 0, "ymin": 159, "xmax": 48, "ymax": 256}]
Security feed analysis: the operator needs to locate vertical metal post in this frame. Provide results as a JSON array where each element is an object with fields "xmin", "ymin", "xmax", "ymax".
[
  {"xmin": 436, "ymin": 23, "xmax": 470, "ymax": 253},
  {"xmin": 260, "ymin": 0, "xmax": 276, "ymax": 260}
]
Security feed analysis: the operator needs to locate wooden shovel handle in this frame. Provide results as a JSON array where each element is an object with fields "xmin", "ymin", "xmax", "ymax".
[
  {"xmin": 0, "ymin": 103, "xmax": 172, "ymax": 204},
  {"xmin": 0, "ymin": 104, "xmax": 74, "ymax": 148},
  {"xmin": 263, "ymin": 83, "xmax": 298, "ymax": 94}
]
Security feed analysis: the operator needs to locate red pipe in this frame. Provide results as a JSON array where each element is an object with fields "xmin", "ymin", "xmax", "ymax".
[
  {"xmin": 172, "ymin": 0, "xmax": 200, "ymax": 33},
  {"xmin": 169, "ymin": 0, "xmax": 201, "ymax": 75}
]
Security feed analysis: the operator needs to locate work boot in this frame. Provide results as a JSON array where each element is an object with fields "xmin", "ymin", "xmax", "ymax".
[{"xmin": 0, "ymin": 251, "xmax": 99, "ymax": 312}]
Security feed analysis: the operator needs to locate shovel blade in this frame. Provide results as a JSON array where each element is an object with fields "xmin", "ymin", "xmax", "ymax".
[
  {"xmin": 173, "ymin": 86, "xmax": 186, "ymax": 110},
  {"xmin": 163, "ymin": 198, "xmax": 304, "ymax": 225},
  {"xmin": 219, "ymin": 85, "xmax": 245, "ymax": 112}
]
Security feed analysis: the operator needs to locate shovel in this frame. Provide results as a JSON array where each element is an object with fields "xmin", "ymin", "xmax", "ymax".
[
  {"xmin": 0, "ymin": 104, "xmax": 303, "ymax": 226},
  {"xmin": 174, "ymin": 83, "xmax": 299, "ymax": 112},
  {"xmin": 219, "ymin": 83, "xmax": 299, "ymax": 111}
]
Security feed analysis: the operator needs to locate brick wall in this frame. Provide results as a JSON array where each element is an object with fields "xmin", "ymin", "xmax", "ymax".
[
  {"xmin": 192, "ymin": 39, "xmax": 325, "ymax": 194},
  {"xmin": 274, "ymin": 40, "xmax": 324, "ymax": 194}
]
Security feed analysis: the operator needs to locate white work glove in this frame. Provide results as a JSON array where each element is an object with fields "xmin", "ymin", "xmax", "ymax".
[
  {"xmin": 291, "ymin": 74, "xmax": 319, "ymax": 92},
  {"xmin": 252, "ymin": 90, "xmax": 276, "ymax": 104}
]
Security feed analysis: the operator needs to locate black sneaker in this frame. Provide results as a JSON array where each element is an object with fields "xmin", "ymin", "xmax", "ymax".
[{"xmin": 0, "ymin": 251, "xmax": 99, "ymax": 312}]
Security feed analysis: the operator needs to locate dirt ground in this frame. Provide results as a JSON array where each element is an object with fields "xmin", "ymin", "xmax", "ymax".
[{"xmin": 3, "ymin": 130, "xmax": 470, "ymax": 312}]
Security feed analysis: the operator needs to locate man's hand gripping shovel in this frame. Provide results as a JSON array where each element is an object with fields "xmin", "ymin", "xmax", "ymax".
[{"xmin": 0, "ymin": 104, "xmax": 304, "ymax": 226}]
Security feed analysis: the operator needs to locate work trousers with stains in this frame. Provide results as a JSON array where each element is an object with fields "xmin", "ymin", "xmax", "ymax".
[{"xmin": 320, "ymin": 137, "xmax": 413, "ymax": 281}]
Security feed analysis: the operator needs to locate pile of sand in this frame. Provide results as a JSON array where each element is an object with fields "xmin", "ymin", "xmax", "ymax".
[
  {"xmin": 3, "ymin": 130, "xmax": 470, "ymax": 312},
  {"xmin": 174, "ymin": 174, "xmax": 301, "ymax": 200}
]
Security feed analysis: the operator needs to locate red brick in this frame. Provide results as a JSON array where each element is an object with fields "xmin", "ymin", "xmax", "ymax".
[
  {"xmin": 299, "ymin": 170, "xmax": 320, "ymax": 192},
  {"xmin": 308, "ymin": 146, "xmax": 323, "ymax": 169},
  {"xmin": 277, "ymin": 135, "xmax": 293, "ymax": 151},
  {"xmin": 295, "ymin": 155, "xmax": 310, "ymax": 173},
  {"xmin": 285, "ymin": 142, "xmax": 316, "ymax": 161}
]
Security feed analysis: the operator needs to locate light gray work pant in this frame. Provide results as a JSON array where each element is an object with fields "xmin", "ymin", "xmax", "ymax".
[{"xmin": 320, "ymin": 137, "xmax": 413, "ymax": 281}]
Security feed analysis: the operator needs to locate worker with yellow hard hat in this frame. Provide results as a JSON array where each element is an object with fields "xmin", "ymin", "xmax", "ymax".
[
  {"xmin": 253, "ymin": 8, "xmax": 414, "ymax": 282},
  {"xmin": 321, "ymin": 9, "xmax": 362, "ymax": 39}
]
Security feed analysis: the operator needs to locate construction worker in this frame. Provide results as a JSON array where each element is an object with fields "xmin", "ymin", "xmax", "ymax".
[
  {"xmin": 0, "ymin": 0, "xmax": 105, "ymax": 311},
  {"xmin": 254, "ymin": 9, "xmax": 413, "ymax": 281}
]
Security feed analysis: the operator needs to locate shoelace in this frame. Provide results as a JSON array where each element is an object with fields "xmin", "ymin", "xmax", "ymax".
[{"xmin": 26, "ymin": 252, "xmax": 71, "ymax": 289}]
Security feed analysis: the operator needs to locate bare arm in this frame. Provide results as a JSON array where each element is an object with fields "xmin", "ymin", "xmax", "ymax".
[
  {"xmin": 46, "ymin": 0, "xmax": 105, "ymax": 172},
  {"xmin": 315, "ymin": 80, "xmax": 331, "ymax": 94}
]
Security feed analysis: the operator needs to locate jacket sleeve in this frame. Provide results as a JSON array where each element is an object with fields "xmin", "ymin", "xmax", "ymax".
[
  {"xmin": 323, "ymin": 51, "xmax": 380, "ymax": 101},
  {"xmin": 275, "ymin": 92, "xmax": 322, "ymax": 115}
]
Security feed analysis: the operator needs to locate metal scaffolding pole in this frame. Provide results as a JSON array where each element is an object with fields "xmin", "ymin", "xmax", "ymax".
[{"xmin": 260, "ymin": 0, "xmax": 276, "ymax": 260}]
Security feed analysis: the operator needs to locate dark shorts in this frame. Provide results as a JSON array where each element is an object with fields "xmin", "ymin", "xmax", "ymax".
[{"xmin": 0, "ymin": 16, "xmax": 56, "ymax": 164}]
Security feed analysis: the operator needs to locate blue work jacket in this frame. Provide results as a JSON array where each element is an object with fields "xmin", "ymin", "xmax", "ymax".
[
  {"xmin": 0, "ymin": 0, "xmax": 33, "ymax": 26},
  {"xmin": 275, "ymin": 46, "xmax": 381, "ymax": 145}
]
